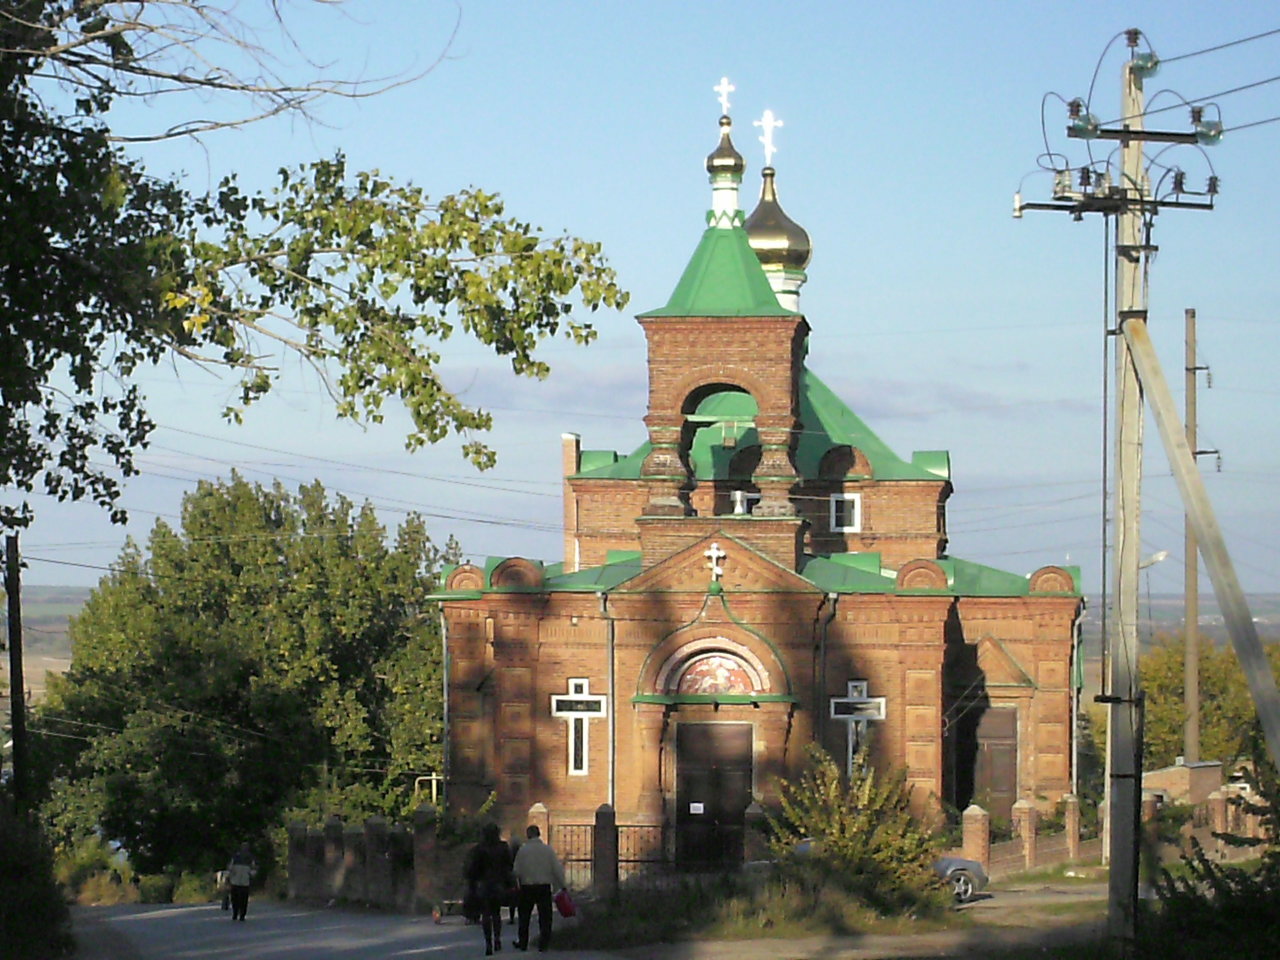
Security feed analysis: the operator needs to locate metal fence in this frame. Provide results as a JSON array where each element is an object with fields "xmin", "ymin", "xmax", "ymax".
[
  {"xmin": 551, "ymin": 823, "xmax": 594, "ymax": 889},
  {"xmin": 618, "ymin": 824, "xmax": 669, "ymax": 886}
]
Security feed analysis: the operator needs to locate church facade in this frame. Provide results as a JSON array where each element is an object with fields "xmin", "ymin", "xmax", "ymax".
[{"xmin": 434, "ymin": 99, "xmax": 1081, "ymax": 862}]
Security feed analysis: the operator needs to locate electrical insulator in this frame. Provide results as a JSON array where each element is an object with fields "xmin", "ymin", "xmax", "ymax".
[
  {"xmin": 1206, "ymin": 369, "xmax": 1213, "ymax": 388},
  {"xmin": 1190, "ymin": 106, "xmax": 1204, "ymax": 125},
  {"xmin": 1079, "ymin": 168, "xmax": 1092, "ymax": 188},
  {"xmin": 1068, "ymin": 99, "xmax": 1083, "ymax": 118},
  {"xmin": 1215, "ymin": 454, "xmax": 1222, "ymax": 473},
  {"xmin": 1098, "ymin": 171, "xmax": 1113, "ymax": 195},
  {"xmin": 1207, "ymin": 175, "xmax": 1220, "ymax": 195},
  {"xmin": 1172, "ymin": 170, "xmax": 1186, "ymax": 193},
  {"xmin": 1012, "ymin": 191, "xmax": 1023, "ymax": 219},
  {"xmin": 1053, "ymin": 169, "xmax": 1072, "ymax": 199}
]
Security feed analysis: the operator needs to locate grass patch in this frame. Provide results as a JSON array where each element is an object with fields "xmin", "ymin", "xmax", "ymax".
[
  {"xmin": 555, "ymin": 875, "xmax": 962, "ymax": 950},
  {"xmin": 990, "ymin": 861, "xmax": 1106, "ymax": 887}
]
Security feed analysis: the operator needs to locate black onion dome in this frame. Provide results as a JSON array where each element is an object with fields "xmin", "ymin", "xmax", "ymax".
[
  {"xmin": 705, "ymin": 115, "xmax": 745, "ymax": 176},
  {"xmin": 744, "ymin": 166, "xmax": 811, "ymax": 269}
]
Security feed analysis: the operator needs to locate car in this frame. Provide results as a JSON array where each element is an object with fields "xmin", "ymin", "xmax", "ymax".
[
  {"xmin": 793, "ymin": 839, "xmax": 989, "ymax": 905},
  {"xmin": 933, "ymin": 856, "xmax": 988, "ymax": 903}
]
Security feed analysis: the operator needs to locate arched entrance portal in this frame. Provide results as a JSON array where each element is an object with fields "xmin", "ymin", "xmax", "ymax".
[{"xmin": 664, "ymin": 647, "xmax": 760, "ymax": 867}]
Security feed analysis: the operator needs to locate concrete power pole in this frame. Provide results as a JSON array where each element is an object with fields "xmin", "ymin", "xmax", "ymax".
[
  {"xmin": 1184, "ymin": 309, "xmax": 1200, "ymax": 764},
  {"xmin": 1106, "ymin": 48, "xmax": 1148, "ymax": 946}
]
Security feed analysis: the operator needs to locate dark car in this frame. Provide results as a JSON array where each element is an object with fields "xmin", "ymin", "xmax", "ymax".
[{"xmin": 933, "ymin": 856, "xmax": 988, "ymax": 903}]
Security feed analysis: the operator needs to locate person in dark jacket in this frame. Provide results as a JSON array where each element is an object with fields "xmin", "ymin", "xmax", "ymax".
[{"xmin": 465, "ymin": 823, "xmax": 515, "ymax": 956}]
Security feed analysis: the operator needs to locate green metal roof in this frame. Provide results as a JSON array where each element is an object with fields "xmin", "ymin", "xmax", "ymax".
[
  {"xmin": 637, "ymin": 226, "xmax": 796, "ymax": 318},
  {"xmin": 795, "ymin": 370, "xmax": 945, "ymax": 481},
  {"xmin": 797, "ymin": 553, "xmax": 1080, "ymax": 597}
]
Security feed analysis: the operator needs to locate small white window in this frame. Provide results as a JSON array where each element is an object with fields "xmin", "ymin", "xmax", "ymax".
[{"xmin": 829, "ymin": 493, "xmax": 862, "ymax": 533}]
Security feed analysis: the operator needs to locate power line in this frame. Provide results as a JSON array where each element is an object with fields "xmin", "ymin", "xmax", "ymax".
[{"xmin": 1162, "ymin": 27, "xmax": 1280, "ymax": 65}]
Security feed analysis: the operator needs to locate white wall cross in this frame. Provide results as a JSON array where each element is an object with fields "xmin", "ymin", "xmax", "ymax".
[
  {"xmin": 829, "ymin": 680, "xmax": 886, "ymax": 776},
  {"xmin": 550, "ymin": 678, "xmax": 608, "ymax": 776},
  {"xmin": 754, "ymin": 109, "xmax": 783, "ymax": 167},
  {"xmin": 704, "ymin": 541, "xmax": 727, "ymax": 581},
  {"xmin": 714, "ymin": 76, "xmax": 735, "ymax": 115}
]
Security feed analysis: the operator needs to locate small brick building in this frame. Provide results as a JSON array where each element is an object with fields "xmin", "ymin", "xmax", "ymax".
[{"xmin": 434, "ymin": 107, "xmax": 1081, "ymax": 863}]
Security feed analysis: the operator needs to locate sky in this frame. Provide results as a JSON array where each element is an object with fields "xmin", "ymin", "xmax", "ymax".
[{"xmin": 9, "ymin": 0, "xmax": 1280, "ymax": 603}]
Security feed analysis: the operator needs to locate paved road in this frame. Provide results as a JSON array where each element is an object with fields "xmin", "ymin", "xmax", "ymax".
[
  {"xmin": 72, "ymin": 901, "xmax": 631, "ymax": 960},
  {"xmin": 71, "ymin": 884, "xmax": 1107, "ymax": 960}
]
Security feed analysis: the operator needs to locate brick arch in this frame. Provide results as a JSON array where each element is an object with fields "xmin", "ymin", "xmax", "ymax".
[
  {"xmin": 1029, "ymin": 565, "xmax": 1075, "ymax": 594},
  {"xmin": 896, "ymin": 559, "xmax": 949, "ymax": 591},
  {"xmin": 659, "ymin": 365, "xmax": 787, "ymax": 421},
  {"xmin": 636, "ymin": 625, "xmax": 787, "ymax": 697},
  {"xmin": 817, "ymin": 445, "xmax": 872, "ymax": 480},
  {"xmin": 446, "ymin": 564, "xmax": 485, "ymax": 591},
  {"xmin": 490, "ymin": 557, "xmax": 543, "ymax": 589}
]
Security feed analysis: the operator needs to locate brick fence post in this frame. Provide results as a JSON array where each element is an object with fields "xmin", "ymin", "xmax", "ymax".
[
  {"xmin": 962, "ymin": 804, "xmax": 990, "ymax": 871},
  {"xmin": 1012, "ymin": 799, "xmax": 1037, "ymax": 872},
  {"xmin": 592, "ymin": 804, "xmax": 618, "ymax": 899},
  {"xmin": 366, "ymin": 816, "xmax": 392, "ymax": 908},
  {"xmin": 1063, "ymin": 794, "xmax": 1081, "ymax": 862},
  {"xmin": 743, "ymin": 801, "xmax": 770, "ymax": 864},
  {"xmin": 527, "ymin": 802, "xmax": 551, "ymax": 839},
  {"xmin": 323, "ymin": 815, "xmax": 344, "ymax": 900},
  {"xmin": 286, "ymin": 821, "xmax": 308, "ymax": 900},
  {"xmin": 1207, "ymin": 790, "xmax": 1227, "ymax": 859},
  {"xmin": 414, "ymin": 804, "xmax": 440, "ymax": 914}
]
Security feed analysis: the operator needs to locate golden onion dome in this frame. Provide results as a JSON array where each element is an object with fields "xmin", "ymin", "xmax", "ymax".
[
  {"xmin": 744, "ymin": 166, "xmax": 811, "ymax": 270},
  {"xmin": 705, "ymin": 115, "xmax": 745, "ymax": 177}
]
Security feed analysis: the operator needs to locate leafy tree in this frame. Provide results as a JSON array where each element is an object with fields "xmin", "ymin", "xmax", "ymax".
[
  {"xmin": 0, "ymin": 803, "xmax": 72, "ymax": 960},
  {"xmin": 1139, "ymin": 634, "xmax": 1280, "ymax": 770},
  {"xmin": 34, "ymin": 475, "xmax": 452, "ymax": 874},
  {"xmin": 1, "ymin": 2, "xmax": 628, "ymax": 528},
  {"xmin": 766, "ymin": 745, "xmax": 945, "ymax": 915}
]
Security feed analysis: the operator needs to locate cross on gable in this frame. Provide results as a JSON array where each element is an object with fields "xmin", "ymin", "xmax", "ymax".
[
  {"xmin": 714, "ymin": 76, "xmax": 735, "ymax": 115},
  {"xmin": 829, "ymin": 680, "xmax": 886, "ymax": 776},
  {"xmin": 551, "ymin": 678, "xmax": 608, "ymax": 776},
  {"xmin": 704, "ymin": 542, "xmax": 727, "ymax": 581}
]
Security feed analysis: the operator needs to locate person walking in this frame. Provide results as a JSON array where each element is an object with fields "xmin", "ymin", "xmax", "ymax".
[
  {"xmin": 226, "ymin": 843, "xmax": 257, "ymax": 921},
  {"xmin": 465, "ymin": 823, "xmax": 516, "ymax": 956},
  {"xmin": 511, "ymin": 825, "xmax": 566, "ymax": 953}
]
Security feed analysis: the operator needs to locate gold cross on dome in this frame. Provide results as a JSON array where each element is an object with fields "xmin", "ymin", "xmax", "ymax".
[
  {"xmin": 754, "ymin": 109, "xmax": 783, "ymax": 166},
  {"xmin": 704, "ymin": 541, "xmax": 727, "ymax": 581},
  {"xmin": 714, "ymin": 76, "xmax": 735, "ymax": 115}
]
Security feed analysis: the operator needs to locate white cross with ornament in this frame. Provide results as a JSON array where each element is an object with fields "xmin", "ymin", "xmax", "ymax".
[
  {"xmin": 714, "ymin": 76, "xmax": 735, "ymax": 115},
  {"xmin": 551, "ymin": 678, "xmax": 608, "ymax": 776},
  {"xmin": 754, "ymin": 109, "xmax": 783, "ymax": 166},
  {"xmin": 829, "ymin": 680, "xmax": 886, "ymax": 776},
  {"xmin": 704, "ymin": 541, "xmax": 727, "ymax": 581}
]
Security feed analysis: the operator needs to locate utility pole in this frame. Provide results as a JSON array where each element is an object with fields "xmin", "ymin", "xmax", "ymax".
[
  {"xmin": 5, "ymin": 533, "xmax": 29, "ymax": 813},
  {"xmin": 1016, "ymin": 27, "xmax": 1216, "ymax": 951},
  {"xmin": 1182, "ymin": 308, "xmax": 1216, "ymax": 765},
  {"xmin": 1107, "ymin": 45, "xmax": 1148, "ymax": 947}
]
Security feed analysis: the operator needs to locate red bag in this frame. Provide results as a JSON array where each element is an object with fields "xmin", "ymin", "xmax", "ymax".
[{"xmin": 553, "ymin": 887, "xmax": 576, "ymax": 918}]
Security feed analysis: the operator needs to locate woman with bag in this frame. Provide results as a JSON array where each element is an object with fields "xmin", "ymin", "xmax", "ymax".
[{"xmin": 465, "ymin": 823, "xmax": 515, "ymax": 956}]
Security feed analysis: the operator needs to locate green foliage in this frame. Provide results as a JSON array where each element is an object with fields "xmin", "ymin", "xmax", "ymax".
[
  {"xmin": 1139, "ymin": 634, "xmax": 1280, "ymax": 769},
  {"xmin": 34, "ymin": 475, "xmax": 449, "ymax": 875},
  {"xmin": 0, "ymin": 803, "xmax": 74, "ymax": 960},
  {"xmin": 172, "ymin": 871, "xmax": 215, "ymax": 904},
  {"xmin": 136, "ymin": 874, "xmax": 175, "ymax": 904},
  {"xmin": 0, "ymin": 5, "xmax": 628, "ymax": 527},
  {"xmin": 765, "ymin": 744, "xmax": 946, "ymax": 916}
]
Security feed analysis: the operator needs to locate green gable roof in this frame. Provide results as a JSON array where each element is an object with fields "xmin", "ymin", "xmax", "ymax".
[
  {"xmin": 795, "ymin": 369, "xmax": 945, "ymax": 481},
  {"xmin": 637, "ymin": 226, "xmax": 796, "ymax": 318}
]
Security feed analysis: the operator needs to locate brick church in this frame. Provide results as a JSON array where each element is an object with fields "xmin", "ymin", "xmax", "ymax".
[{"xmin": 434, "ymin": 92, "xmax": 1082, "ymax": 862}]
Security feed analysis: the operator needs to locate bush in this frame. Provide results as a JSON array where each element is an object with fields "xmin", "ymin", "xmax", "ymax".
[
  {"xmin": 765, "ymin": 744, "xmax": 947, "ymax": 916},
  {"xmin": 0, "ymin": 803, "xmax": 74, "ymax": 959},
  {"xmin": 136, "ymin": 873, "xmax": 175, "ymax": 903},
  {"xmin": 76, "ymin": 871, "xmax": 139, "ymax": 906},
  {"xmin": 173, "ymin": 871, "xmax": 216, "ymax": 903},
  {"xmin": 54, "ymin": 835, "xmax": 128, "ymax": 894}
]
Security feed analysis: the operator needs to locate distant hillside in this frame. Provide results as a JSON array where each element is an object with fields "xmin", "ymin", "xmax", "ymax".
[{"xmin": 2, "ymin": 584, "xmax": 91, "ymax": 659}]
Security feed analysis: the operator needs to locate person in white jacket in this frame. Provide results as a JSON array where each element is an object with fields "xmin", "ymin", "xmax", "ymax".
[
  {"xmin": 226, "ymin": 843, "xmax": 257, "ymax": 921},
  {"xmin": 510, "ymin": 825, "xmax": 566, "ymax": 952}
]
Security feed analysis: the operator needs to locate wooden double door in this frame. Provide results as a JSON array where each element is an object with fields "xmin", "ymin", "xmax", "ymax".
[{"xmin": 675, "ymin": 723, "xmax": 753, "ymax": 867}]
